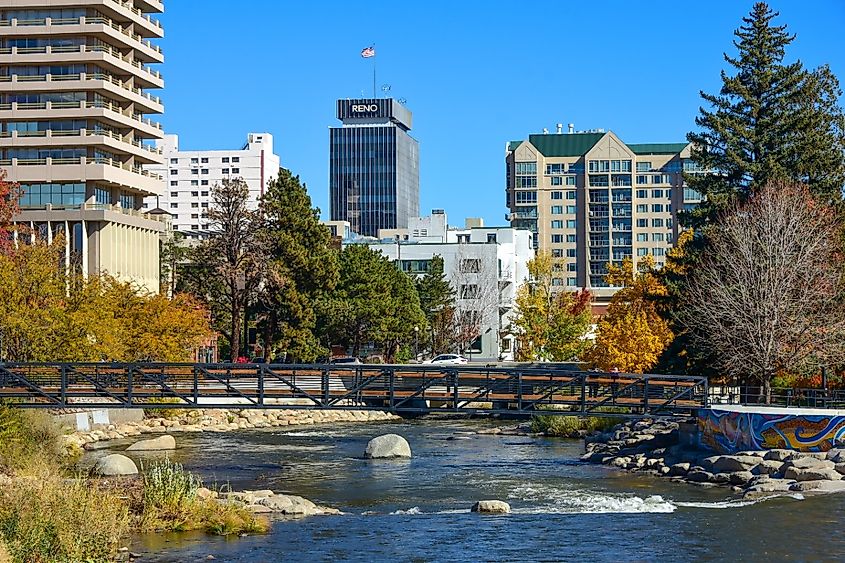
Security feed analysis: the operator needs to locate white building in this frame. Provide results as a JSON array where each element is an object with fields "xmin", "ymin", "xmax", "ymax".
[
  {"xmin": 360, "ymin": 212, "xmax": 534, "ymax": 361},
  {"xmin": 143, "ymin": 133, "xmax": 280, "ymax": 238}
]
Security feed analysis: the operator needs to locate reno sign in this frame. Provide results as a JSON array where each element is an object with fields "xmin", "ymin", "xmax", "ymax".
[
  {"xmin": 351, "ymin": 103, "xmax": 379, "ymax": 113},
  {"xmin": 337, "ymin": 99, "xmax": 391, "ymax": 120}
]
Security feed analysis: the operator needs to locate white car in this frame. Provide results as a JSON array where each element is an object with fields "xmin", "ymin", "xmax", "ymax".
[{"xmin": 425, "ymin": 354, "xmax": 469, "ymax": 365}]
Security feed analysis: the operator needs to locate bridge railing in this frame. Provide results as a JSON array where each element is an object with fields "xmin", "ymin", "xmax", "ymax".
[{"xmin": 0, "ymin": 362, "xmax": 709, "ymax": 415}]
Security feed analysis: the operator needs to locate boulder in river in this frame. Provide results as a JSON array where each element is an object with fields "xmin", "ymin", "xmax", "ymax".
[
  {"xmin": 126, "ymin": 435, "xmax": 176, "ymax": 452},
  {"xmin": 93, "ymin": 454, "xmax": 138, "ymax": 476},
  {"xmin": 364, "ymin": 434, "xmax": 412, "ymax": 459},
  {"xmin": 471, "ymin": 500, "xmax": 511, "ymax": 514}
]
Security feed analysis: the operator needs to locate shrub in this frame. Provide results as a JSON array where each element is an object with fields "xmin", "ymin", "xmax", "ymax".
[
  {"xmin": 140, "ymin": 459, "xmax": 268, "ymax": 536},
  {"xmin": 0, "ymin": 405, "xmax": 65, "ymax": 473},
  {"xmin": 143, "ymin": 397, "xmax": 185, "ymax": 420},
  {"xmin": 0, "ymin": 470, "xmax": 129, "ymax": 562},
  {"xmin": 530, "ymin": 407, "xmax": 624, "ymax": 437}
]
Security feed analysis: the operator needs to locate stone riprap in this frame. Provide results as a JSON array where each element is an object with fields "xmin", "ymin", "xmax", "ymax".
[
  {"xmin": 62, "ymin": 409, "xmax": 400, "ymax": 451},
  {"xmin": 471, "ymin": 500, "xmax": 511, "ymax": 514},
  {"xmin": 581, "ymin": 418, "xmax": 845, "ymax": 498},
  {"xmin": 211, "ymin": 488, "xmax": 341, "ymax": 518}
]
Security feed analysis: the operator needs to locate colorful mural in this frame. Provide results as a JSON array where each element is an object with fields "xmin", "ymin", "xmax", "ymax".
[{"xmin": 698, "ymin": 408, "xmax": 845, "ymax": 453}]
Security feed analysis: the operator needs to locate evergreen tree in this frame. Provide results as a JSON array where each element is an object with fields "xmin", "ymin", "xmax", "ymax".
[
  {"xmin": 686, "ymin": 2, "xmax": 845, "ymax": 224},
  {"xmin": 320, "ymin": 245, "xmax": 425, "ymax": 361},
  {"xmin": 259, "ymin": 168, "xmax": 339, "ymax": 362},
  {"xmin": 414, "ymin": 255, "xmax": 456, "ymax": 355}
]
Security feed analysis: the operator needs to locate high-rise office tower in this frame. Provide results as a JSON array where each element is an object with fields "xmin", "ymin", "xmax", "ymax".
[
  {"xmin": 505, "ymin": 126, "xmax": 703, "ymax": 305},
  {"xmin": 0, "ymin": 0, "xmax": 166, "ymax": 293},
  {"xmin": 329, "ymin": 98, "xmax": 419, "ymax": 237}
]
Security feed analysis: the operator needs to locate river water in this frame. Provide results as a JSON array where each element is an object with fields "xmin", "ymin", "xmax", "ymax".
[{"xmin": 100, "ymin": 418, "xmax": 845, "ymax": 562}]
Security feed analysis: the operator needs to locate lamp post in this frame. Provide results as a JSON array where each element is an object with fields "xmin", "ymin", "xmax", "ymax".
[{"xmin": 414, "ymin": 325, "xmax": 419, "ymax": 361}]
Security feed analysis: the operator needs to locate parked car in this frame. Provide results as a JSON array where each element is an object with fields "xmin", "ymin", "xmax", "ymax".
[
  {"xmin": 424, "ymin": 354, "xmax": 469, "ymax": 365},
  {"xmin": 330, "ymin": 356, "xmax": 362, "ymax": 365}
]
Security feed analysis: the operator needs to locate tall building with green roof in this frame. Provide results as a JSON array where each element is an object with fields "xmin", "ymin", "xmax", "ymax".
[{"xmin": 505, "ymin": 128, "xmax": 702, "ymax": 305}]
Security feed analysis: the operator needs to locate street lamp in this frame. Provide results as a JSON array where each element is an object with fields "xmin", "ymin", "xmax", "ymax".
[{"xmin": 414, "ymin": 325, "xmax": 419, "ymax": 361}]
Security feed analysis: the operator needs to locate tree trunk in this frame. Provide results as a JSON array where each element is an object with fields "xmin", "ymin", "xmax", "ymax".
[{"xmin": 230, "ymin": 291, "xmax": 241, "ymax": 362}]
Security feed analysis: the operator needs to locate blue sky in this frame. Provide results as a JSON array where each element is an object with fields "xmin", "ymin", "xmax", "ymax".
[{"xmin": 157, "ymin": 0, "xmax": 845, "ymax": 226}]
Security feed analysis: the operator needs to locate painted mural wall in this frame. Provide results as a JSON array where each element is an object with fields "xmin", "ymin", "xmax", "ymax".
[{"xmin": 698, "ymin": 408, "xmax": 845, "ymax": 453}]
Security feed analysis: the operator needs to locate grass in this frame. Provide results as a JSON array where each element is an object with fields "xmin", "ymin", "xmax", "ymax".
[
  {"xmin": 0, "ymin": 405, "xmax": 68, "ymax": 475},
  {"xmin": 140, "ymin": 459, "xmax": 268, "ymax": 536},
  {"xmin": 0, "ymin": 465, "xmax": 129, "ymax": 563},
  {"xmin": 530, "ymin": 407, "xmax": 625, "ymax": 438}
]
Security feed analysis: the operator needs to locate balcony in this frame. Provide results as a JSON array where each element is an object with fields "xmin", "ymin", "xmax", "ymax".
[
  {"xmin": 105, "ymin": 0, "xmax": 164, "ymax": 38},
  {"xmin": 0, "ymin": 156, "xmax": 164, "ymax": 196},
  {"xmin": 0, "ymin": 15, "xmax": 164, "ymax": 63},
  {"xmin": 0, "ymin": 129, "xmax": 164, "ymax": 164},
  {"xmin": 0, "ymin": 100, "xmax": 164, "ymax": 138}
]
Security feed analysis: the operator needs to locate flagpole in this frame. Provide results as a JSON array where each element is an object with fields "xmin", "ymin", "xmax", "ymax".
[{"xmin": 372, "ymin": 44, "xmax": 376, "ymax": 99}]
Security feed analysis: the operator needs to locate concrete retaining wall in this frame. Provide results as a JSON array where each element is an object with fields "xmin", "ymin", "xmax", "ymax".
[
  {"xmin": 52, "ymin": 409, "xmax": 144, "ymax": 432},
  {"xmin": 698, "ymin": 405, "xmax": 845, "ymax": 453}
]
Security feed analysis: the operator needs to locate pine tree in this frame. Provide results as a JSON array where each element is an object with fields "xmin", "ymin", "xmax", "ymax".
[
  {"xmin": 259, "ymin": 168, "xmax": 339, "ymax": 362},
  {"xmin": 414, "ymin": 255, "xmax": 455, "ymax": 355},
  {"xmin": 686, "ymin": 2, "xmax": 845, "ymax": 223}
]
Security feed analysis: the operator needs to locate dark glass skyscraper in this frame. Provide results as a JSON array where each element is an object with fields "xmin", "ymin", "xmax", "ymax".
[{"xmin": 329, "ymin": 98, "xmax": 419, "ymax": 237}]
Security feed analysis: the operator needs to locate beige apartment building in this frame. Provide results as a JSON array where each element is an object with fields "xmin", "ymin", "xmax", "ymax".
[
  {"xmin": 505, "ymin": 127, "xmax": 702, "ymax": 305},
  {"xmin": 0, "ymin": 0, "xmax": 166, "ymax": 292}
]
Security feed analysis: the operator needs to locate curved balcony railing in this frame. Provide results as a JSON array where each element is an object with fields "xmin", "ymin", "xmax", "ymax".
[
  {"xmin": 0, "ymin": 129, "xmax": 162, "ymax": 154},
  {"xmin": 0, "ymin": 15, "xmax": 162, "ymax": 55},
  {"xmin": 0, "ymin": 73, "xmax": 163, "ymax": 109},
  {"xmin": 0, "ymin": 156, "xmax": 162, "ymax": 180}
]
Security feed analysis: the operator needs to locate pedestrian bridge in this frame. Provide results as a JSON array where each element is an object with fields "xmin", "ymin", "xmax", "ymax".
[{"xmin": 0, "ymin": 363, "xmax": 709, "ymax": 416}]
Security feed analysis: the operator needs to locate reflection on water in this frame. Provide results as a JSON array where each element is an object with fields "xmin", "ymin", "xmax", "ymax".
[{"xmin": 85, "ymin": 418, "xmax": 845, "ymax": 562}]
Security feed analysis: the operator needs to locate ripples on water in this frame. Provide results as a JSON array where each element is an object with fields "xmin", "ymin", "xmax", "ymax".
[{"xmin": 107, "ymin": 419, "xmax": 845, "ymax": 562}]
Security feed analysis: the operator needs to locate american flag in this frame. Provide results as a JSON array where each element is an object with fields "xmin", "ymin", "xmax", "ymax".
[{"xmin": 361, "ymin": 46, "xmax": 375, "ymax": 58}]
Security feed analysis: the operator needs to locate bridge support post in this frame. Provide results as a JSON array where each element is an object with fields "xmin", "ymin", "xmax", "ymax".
[
  {"xmin": 322, "ymin": 368, "xmax": 329, "ymax": 407},
  {"xmin": 61, "ymin": 364, "xmax": 67, "ymax": 407},
  {"xmin": 644, "ymin": 377, "xmax": 649, "ymax": 415},
  {"xmin": 580, "ymin": 373, "xmax": 586, "ymax": 414},
  {"xmin": 258, "ymin": 366, "xmax": 265, "ymax": 407},
  {"xmin": 127, "ymin": 366, "xmax": 133, "ymax": 407}
]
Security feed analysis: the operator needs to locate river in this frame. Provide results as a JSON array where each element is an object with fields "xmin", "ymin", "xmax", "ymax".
[{"xmin": 88, "ymin": 418, "xmax": 845, "ymax": 562}]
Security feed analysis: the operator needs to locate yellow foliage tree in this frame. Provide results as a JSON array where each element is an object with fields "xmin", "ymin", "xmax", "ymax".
[
  {"xmin": 0, "ymin": 238, "xmax": 212, "ymax": 362},
  {"xmin": 584, "ymin": 256, "xmax": 673, "ymax": 373}
]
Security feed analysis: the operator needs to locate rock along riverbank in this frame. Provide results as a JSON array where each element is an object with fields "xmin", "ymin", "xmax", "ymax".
[
  {"xmin": 581, "ymin": 418, "xmax": 845, "ymax": 498},
  {"xmin": 62, "ymin": 408, "xmax": 401, "ymax": 451}
]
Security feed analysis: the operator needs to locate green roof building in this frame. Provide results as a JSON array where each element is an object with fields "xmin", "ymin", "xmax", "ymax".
[{"xmin": 505, "ymin": 127, "xmax": 701, "ymax": 303}]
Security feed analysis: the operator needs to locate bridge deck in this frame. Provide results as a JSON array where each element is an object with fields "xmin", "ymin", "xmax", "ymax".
[{"xmin": 0, "ymin": 363, "xmax": 709, "ymax": 416}]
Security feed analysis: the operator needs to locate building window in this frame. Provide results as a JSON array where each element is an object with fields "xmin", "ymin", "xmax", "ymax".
[
  {"xmin": 201, "ymin": 203, "xmax": 208, "ymax": 208},
  {"xmin": 636, "ymin": 204, "xmax": 647, "ymax": 213},
  {"xmin": 170, "ymin": 169, "xmax": 177, "ymax": 175},
  {"xmin": 551, "ymin": 220, "xmax": 564, "ymax": 229},
  {"xmin": 637, "ymin": 233, "xmax": 648, "ymax": 242},
  {"xmin": 566, "ymin": 219, "xmax": 577, "ymax": 228},
  {"xmin": 201, "ymin": 191, "xmax": 208, "ymax": 196},
  {"xmin": 460, "ymin": 259, "xmax": 481, "ymax": 273},
  {"xmin": 653, "ymin": 174, "xmax": 667, "ymax": 184},
  {"xmin": 566, "ymin": 205, "xmax": 577, "ymax": 214},
  {"xmin": 399, "ymin": 260, "xmax": 432, "ymax": 274},
  {"xmin": 551, "ymin": 205, "xmax": 563, "ymax": 214},
  {"xmin": 546, "ymin": 163, "xmax": 566, "ymax": 175},
  {"xmin": 201, "ymin": 157, "xmax": 208, "ymax": 163},
  {"xmin": 551, "ymin": 191, "xmax": 563, "ymax": 200},
  {"xmin": 566, "ymin": 277, "xmax": 577, "ymax": 287},
  {"xmin": 653, "ymin": 248, "xmax": 666, "ymax": 256},
  {"xmin": 222, "ymin": 157, "xmax": 230, "ymax": 163},
  {"xmin": 653, "ymin": 233, "xmax": 665, "ymax": 242},
  {"xmin": 94, "ymin": 186, "xmax": 110, "ymax": 205},
  {"xmin": 610, "ymin": 160, "xmax": 632, "ymax": 172},
  {"xmin": 170, "ymin": 158, "xmax": 178, "ymax": 164},
  {"xmin": 551, "ymin": 234, "xmax": 565, "ymax": 243},
  {"xmin": 170, "ymin": 180, "xmax": 177, "ymax": 187},
  {"xmin": 515, "ymin": 162, "xmax": 537, "ymax": 174},
  {"xmin": 588, "ymin": 160, "xmax": 610, "ymax": 173},
  {"xmin": 589, "ymin": 175, "xmax": 609, "ymax": 187},
  {"xmin": 487, "ymin": 233, "xmax": 497, "ymax": 243},
  {"xmin": 191, "ymin": 180, "xmax": 198, "ymax": 186},
  {"xmin": 636, "ymin": 189, "xmax": 648, "ymax": 198},
  {"xmin": 552, "ymin": 249, "xmax": 564, "ymax": 257},
  {"xmin": 637, "ymin": 161, "xmax": 651, "ymax": 172},
  {"xmin": 191, "ymin": 203, "xmax": 198, "ymax": 208},
  {"xmin": 652, "ymin": 218, "xmax": 664, "ymax": 227},
  {"xmin": 566, "ymin": 234, "xmax": 576, "ymax": 242},
  {"xmin": 515, "ymin": 191, "xmax": 537, "ymax": 204},
  {"xmin": 222, "ymin": 169, "xmax": 230, "ymax": 174},
  {"xmin": 637, "ymin": 248, "xmax": 648, "ymax": 256},
  {"xmin": 191, "ymin": 169, "xmax": 199, "ymax": 175},
  {"xmin": 567, "ymin": 263, "xmax": 577, "ymax": 272},
  {"xmin": 516, "ymin": 176, "xmax": 537, "ymax": 188},
  {"xmin": 201, "ymin": 180, "xmax": 209, "ymax": 186},
  {"xmin": 565, "ymin": 176, "xmax": 576, "ymax": 186},
  {"xmin": 551, "ymin": 176, "xmax": 563, "ymax": 186},
  {"xmin": 170, "ymin": 203, "xmax": 178, "ymax": 208},
  {"xmin": 201, "ymin": 169, "xmax": 209, "ymax": 175},
  {"xmin": 170, "ymin": 191, "xmax": 178, "ymax": 197},
  {"xmin": 567, "ymin": 248, "xmax": 576, "ymax": 258},
  {"xmin": 652, "ymin": 189, "xmax": 664, "ymax": 198},
  {"xmin": 191, "ymin": 191, "xmax": 199, "ymax": 197},
  {"xmin": 232, "ymin": 157, "xmax": 240, "ymax": 163},
  {"xmin": 119, "ymin": 192, "xmax": 135, "ymax": 209},
  {"xmin": 636, "ymin": 175, "xmax": 648, "ymax": 185},
  {"xmin": 551, "ymin": 278, "xmax": 564, "ymax": 286},
  {"xmin": 637, "ymin": 219, "xmax": 648, "ymax": 227},
  {"xmin": 191, "ymin": 158, "xmax": 198, "ymax": 164},
  {"xmin": 652, "ymin": 204, "xmax": 664, "ymax": 213},
  {"xmin": 566, "ymin": 191, "xmax": 576, "ymax": 200},
  {"xmin": 460, "ymin": 284, "xmax": 480, "ymax": 299},
  {"xmin": 232, "ymin": 168, "xmax": 240, "ymax": 174}
]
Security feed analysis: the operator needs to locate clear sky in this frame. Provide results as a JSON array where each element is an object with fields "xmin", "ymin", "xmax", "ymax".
[{"xmin": 157, "ymin": 0, "xmax": 845, "ymax": 227}]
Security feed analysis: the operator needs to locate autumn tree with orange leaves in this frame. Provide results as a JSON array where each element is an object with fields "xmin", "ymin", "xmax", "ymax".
[
  {"xmin": 511, "ymin": 252, "xmax": 593, "ymax": 361},
  {"xmin": 585, "ymin": 256, "xmax": 673, "ymax": 373}
]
